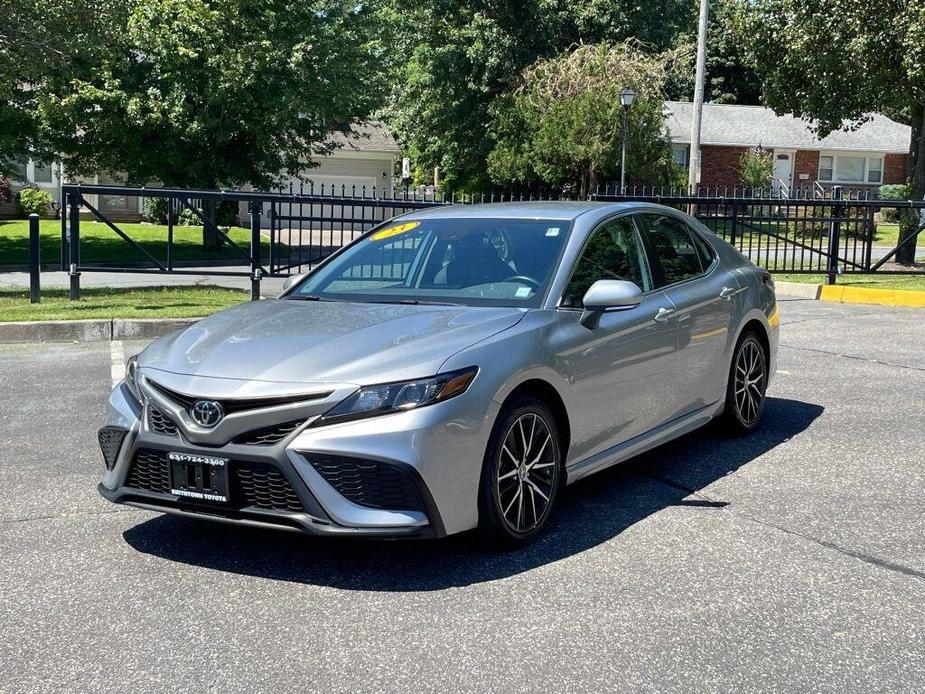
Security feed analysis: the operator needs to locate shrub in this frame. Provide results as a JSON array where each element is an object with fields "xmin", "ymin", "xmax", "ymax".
[
  {"xmin": 142, "ymin": 197, "xmax": 170, "ymax": 224},
  {"xmin": 739, "ymin": 149, "xmax": 773, "ymax": 190},
  {"xmin": 0, "ymin": 176, "xmax": 11, "ymax": 203},
  {"xmin": 17, "ymin": 186, "xmax": 52, "ymax": 216},
  {"xmin": 877, "ymin": 183, "xmax": 910, "ymax": 223},
  {"xmin": 177, "ymin": 200, "xmax": 239, "ymax": 228}
]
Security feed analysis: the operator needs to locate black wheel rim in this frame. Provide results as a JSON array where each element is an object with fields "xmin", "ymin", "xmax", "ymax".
[
  {"xmin": 496, "ymin": 413, "xmax": 558, "ymax": 533},
  {"xmin": 734, "ymin": 340, "xmax": 766, "ymax": 425}
]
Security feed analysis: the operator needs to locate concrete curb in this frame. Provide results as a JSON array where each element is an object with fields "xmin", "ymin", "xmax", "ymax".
[
  {"xmin": 819, "ymin": 285, "xmax": 925, "ymax": 308},
  {"xmin": 775, "ymin": 281, "xmax": 822, "ymax": 300},
  {"xmin": 0, "ymin": 317, "xmax": 199, "ymax": 343}
]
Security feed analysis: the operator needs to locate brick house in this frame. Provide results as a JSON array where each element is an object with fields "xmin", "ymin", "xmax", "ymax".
[{"xmin": 665, "ymin": 102, "xmax": 911, "ymax": 196}]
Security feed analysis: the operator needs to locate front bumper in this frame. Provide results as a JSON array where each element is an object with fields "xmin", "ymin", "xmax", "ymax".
[{"xmin": 98, "ymin": 379, "xmax": 499, "ymax": 538}]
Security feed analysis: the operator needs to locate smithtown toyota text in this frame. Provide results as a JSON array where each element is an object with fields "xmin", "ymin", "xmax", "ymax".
[{"xmin": 98, "ymin": 202, "xmax": 778, "ymax": 546}]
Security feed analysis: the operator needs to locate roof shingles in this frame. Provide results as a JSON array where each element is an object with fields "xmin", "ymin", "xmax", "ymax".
[{"xmin": 666, "ymin": 101, "xmax": 910, "ymax": 153}]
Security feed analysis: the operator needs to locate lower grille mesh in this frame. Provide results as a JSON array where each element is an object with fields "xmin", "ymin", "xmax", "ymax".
[
  {"xmin": 308, "ymin": 455, "xmax": 424, "ymax": 511},
  {"xmin": 126, "ymin": 448, "xmax": 171, "ymax": 493},
  {"xmin": 124, "ymin": 449, "xmax": 305, "ymax": 514},
  {"xmin": 231, "ymin": 462, "xmax": 305, "ymax": 512}
]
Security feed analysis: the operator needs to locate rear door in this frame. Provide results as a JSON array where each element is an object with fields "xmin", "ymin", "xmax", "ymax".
[{"xmin": 636, "ymin": 213, "xmax": 739, "ymax": 417}]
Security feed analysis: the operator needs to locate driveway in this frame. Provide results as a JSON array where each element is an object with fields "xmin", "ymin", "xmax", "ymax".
[{"xmin": 0, "ymin": 297, "xmax": 923, "ymax": 693}]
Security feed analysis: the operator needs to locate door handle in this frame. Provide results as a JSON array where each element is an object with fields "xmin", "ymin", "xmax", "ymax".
[
  {"xmin": 719, "ymin": 286, "xmax": 736, "ymax": 301},
  {"xmin": 654, "ymin": 307, "xmax": 675, "ymax": 323}
]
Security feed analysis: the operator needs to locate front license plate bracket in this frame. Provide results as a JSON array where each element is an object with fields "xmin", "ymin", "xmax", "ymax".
[{"xmin": 168, "ymin": 452, "xmax": 230, "ymax": 503}]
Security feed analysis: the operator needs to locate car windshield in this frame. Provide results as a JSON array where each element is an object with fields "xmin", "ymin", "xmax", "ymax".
[{"xmin": 289, "ymin": 217, "xmax": 572, "ymax": 307}]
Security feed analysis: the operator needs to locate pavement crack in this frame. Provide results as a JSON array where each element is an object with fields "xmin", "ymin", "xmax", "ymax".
[
  {"xmin": 645, "ymin": 473, "xmax": 925, "ymax": 583},
  {"xmin": 779, "ymin": 343, "xmax": 925, "ymax": 372}
]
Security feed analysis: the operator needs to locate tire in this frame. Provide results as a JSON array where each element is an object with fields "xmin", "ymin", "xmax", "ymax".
[
  {"xmin": 478, "ymin": 396, "xmax": 563, "ymax": 548},
  {"xmin": 719, "ymin": 331, "xmax": 768, "ymax": 435}
]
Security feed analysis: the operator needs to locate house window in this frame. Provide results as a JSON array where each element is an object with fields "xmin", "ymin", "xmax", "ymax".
[
  {"xmin": 33, "ymin": 161, "xmax": 53, "ymax": 184},
  {"xmin": 818, "ymin": 154, "xmax": 884, "ymax": 184},
  {"xmin": 671, "ymin": 145, "xmax": 689, "ymax": 168}
]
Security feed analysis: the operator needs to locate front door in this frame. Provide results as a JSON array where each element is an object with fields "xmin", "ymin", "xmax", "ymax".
[
  {"xmin": 555, "ymin": 216, "xmax": 679, "ymax": 463},
  {"xmin": 636, "ymin": 213, "xmax": 740, "ymax": 418},
  {"xmin": 772, "ymin": 150, "xmax": 794, "ymax": 196}
]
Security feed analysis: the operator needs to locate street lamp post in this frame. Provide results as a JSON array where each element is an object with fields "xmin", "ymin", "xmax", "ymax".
[{"xmin": 620, "ymin": 87, "xmax": 635, "ymax": 195}]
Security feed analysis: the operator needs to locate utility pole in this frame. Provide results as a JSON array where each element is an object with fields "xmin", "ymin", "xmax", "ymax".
[{"xmin": 688, "ymin": 0, "xmax": 709, "ymax": 193}]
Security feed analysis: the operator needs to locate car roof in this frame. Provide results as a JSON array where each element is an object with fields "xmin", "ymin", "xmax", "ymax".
[{"xmin": 397, "ymin": 201, "xmax": 635, "ymax": 222}]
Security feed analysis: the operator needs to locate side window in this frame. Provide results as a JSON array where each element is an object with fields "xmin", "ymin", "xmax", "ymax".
[
  {"xmin": 692, "ymin": 231, "xmax": 716, "ymax": 270},
  {"xmin": 562, "ymin": 217, "xmax": 650, "ymax": 308},
  {"xmin": 638, "ymin": 214, "xmax": 704, "ymax": 288}
]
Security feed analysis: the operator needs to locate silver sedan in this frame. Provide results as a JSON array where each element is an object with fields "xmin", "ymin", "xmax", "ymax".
[{"xmin": 98, "ymin": 202, "xmax": 778, "ymax": 546}]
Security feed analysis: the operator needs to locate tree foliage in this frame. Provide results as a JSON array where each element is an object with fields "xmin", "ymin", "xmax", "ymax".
[
  {"xmin": 31, "ymin": 0, "xmax": 383, "ymax": 190},
  {"xmin": 738, "ymin": 0, "xmax": 925, "ymax": 261},
  {"xmin": 488, "ymin": 42, "xmax": 686, "ymax": 196},
  {"xmin": 380, "ymin": 0, "xmax": 696, "ymax": 192}
]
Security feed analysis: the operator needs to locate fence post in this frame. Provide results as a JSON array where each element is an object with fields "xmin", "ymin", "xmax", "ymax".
[
  {"xmin": 249, "ymin": 201, "xmax": 262, "ymax": 301},
  {"xmin": 59, "ymin": 196, "xmax": 68, "ymax": 269},
  {"xmin": 729, "ymin": 199, "xmax": 738, "ymax": 247},
  {"xmin": 68, "ymin": 191, "xmax": 81, "ymax": 300},
  {"xmin": 28, "ymin": 213, "xmax": 41, "ymax": 303},
  {"xmin": 826, "ymin": 185, "xmax": 843, "ymax": 285}
]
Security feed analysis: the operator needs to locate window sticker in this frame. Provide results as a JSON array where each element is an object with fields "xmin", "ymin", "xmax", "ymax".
[
  {"xmin": 515, "ymin": 286, "xmax": 533, "ymax": 298},
  {"xmin": 371, "ymin": 221, "xmax": 420, "ymax": 241},
  {"xmin": 545, "ymin": 227, "xmax": 561, "ymax": 237}
]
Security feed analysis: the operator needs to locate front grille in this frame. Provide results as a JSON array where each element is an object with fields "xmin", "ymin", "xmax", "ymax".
[
  {"xmin": 98, "ymin": 427, "xmax": 128, "ymax": 470},
  {"xmin": 308, "ymin": 455, "xmax": 424, "ymax": 511},
  {"xmin": 146, "ymin": 380, "xmax": 332, "ymax": 414},
  {"xmin": 147, "ymin": 405, "xmax": 179, "ymax": 436},
  {"xmin": 233, "ymin": 420, "xmax": 305, "ymax": 446},
  {"xmin": 124, "ymin": 449, "xmax": 305, "ymax": 514},
  {"xmin": 126, "ymin": 448, "xmax": 171, "ymax": 493},
  {"xmin": 231, "ymin": 461, "xmax": 305, "ymax": 512}
]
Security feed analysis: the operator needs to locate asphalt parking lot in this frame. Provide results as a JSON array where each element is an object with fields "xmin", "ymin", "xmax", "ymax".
[{"xmin": 1, "ymin": 297, "xmax": 923, "ymax": 693}]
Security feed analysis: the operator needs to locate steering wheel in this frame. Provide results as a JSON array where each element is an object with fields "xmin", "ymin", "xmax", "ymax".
[{"xmin": 503, "ymin": 275, "xmax": 541, "ymax": 289}]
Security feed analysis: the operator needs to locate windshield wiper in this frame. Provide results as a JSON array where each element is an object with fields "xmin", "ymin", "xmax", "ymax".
[
  {"xmin": 287, "ymin": 294, "xmax": 337, "ymax": 302},
  {"xmin": 369, "ymin": 299, "xmax": 464, "ymax": 307}
]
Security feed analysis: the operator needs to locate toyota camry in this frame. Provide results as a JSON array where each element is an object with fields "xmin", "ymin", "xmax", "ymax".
[{"xmin": 98, "ymin": 202, "xmax": 778, "ymax": 546}]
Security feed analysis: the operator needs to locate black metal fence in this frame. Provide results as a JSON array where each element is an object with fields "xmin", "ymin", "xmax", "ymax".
[{"xmin": 55, "ymin": 183, "xmax": 925, "ymax": 302}]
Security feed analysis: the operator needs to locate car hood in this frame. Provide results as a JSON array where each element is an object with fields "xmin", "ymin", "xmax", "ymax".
[{"xmin": 139, "ymin": 298, "xmax": 526, "ymax": 386}]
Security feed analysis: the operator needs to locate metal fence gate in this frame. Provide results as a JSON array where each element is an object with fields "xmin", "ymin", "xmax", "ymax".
[{"xmin": 56, "ymin": 183, "xmax": 925, "ymax": 302}]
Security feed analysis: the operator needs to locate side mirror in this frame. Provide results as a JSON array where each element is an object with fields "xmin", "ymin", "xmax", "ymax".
[
  {"xmin": 579, "ymin": 280, "xmax": 643, "ymax": 328},
  {"xmin": 280, "ymin": 272, "xmax": 307, "ymax": 295}
]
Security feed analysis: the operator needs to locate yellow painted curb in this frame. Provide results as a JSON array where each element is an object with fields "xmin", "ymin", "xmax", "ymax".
[{"xmin": 819, "ymin": 285, "xmax": 925, "ymax": 308}]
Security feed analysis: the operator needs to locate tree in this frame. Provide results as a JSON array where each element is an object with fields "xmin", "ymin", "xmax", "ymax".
[
  {"xmin": 738, "ymin": 148, "xmax": 773, "ymax": 189},
  {"xmin": 739, "ymin": 0, "xmax": 925, "ymax": 263},
  {"xmin": 487, "ymin": 42, "xmax": 685, "ymax": 196},
  {"xmin": 31, "ymin": 0, "xmax": 383, "ymax": 247},
  {"xmin": 0, "ymin": 0, "xmax": 117, "ymax": 173},
  {"xmin": 381, "ymin": 0, "xmax": 696, "ymax": 192}
]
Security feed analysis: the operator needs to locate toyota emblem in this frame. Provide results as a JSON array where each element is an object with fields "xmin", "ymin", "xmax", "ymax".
[{"xmin": 191, "ymin": 400, "xmax": 224, "ymax": 428}]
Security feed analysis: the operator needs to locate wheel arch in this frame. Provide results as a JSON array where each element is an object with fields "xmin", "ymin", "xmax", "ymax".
[{"xmin": 496, "ymin": 378, "xmax": 571, "ymax": 463}]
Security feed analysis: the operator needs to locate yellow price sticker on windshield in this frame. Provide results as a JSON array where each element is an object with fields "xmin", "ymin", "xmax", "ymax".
[{"xmin": 371, "ymin": 221, "xmax": 420, "ymax": 241}]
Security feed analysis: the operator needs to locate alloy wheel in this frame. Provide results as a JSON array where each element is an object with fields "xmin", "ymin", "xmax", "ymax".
[
  {"xmin": 734, "ymin": 340, "xmax": 766, "ymax": 425},
  {"xmin": 495, "ymin": 412, "xmax": 559, "ymax": 534}
]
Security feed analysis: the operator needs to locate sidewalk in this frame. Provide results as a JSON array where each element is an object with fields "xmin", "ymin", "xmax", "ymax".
[{"xmin": 0, "ymin": 267, "xmax": 289, "ymax": 297}]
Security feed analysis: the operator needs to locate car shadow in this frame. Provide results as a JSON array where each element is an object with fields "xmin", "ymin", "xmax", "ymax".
[{"xmin": 122, "ymin": 397, "xmax": 823, "ymax": 591}]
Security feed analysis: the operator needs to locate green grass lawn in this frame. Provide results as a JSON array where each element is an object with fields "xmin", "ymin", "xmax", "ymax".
[
  {"xmin": 0, "ymin": 285, "xmax": 249, "ymax": 322},
  {"xmin": 0, "ymin": 218, "xmax": 270, "ymax": 267},
  {"xmin": 774, "ymin": 273, "xmax": 925, "ymax": 291},
  {"xmin": 873, "ymin": 223, "xmax": 900, "ymax": 247}
]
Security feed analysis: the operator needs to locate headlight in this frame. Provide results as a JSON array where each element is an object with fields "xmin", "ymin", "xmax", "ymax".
[
  {"xmin": 316, "ymin": 367, "xmax": 478, "ymax": 426},
  {"xmin": 124, "ymin": 355, "xmax": 142, "ymax": 403}
]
